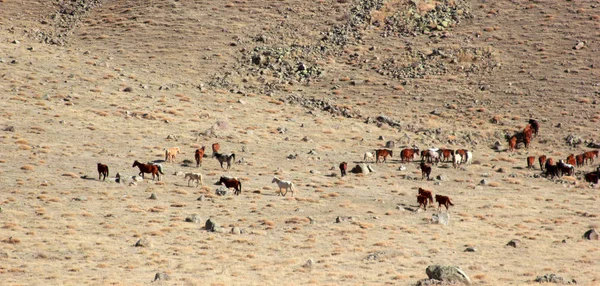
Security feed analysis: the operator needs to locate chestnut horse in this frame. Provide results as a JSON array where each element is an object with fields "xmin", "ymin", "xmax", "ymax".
[
  {"xmin": 526, "ymin": 156, "xmax": 535, "ymax": 169},
  {"xmin": 439, "ymin": 149, "xmax": 454, "ymax": 163},
  {"xmin": 216, "ymin": 176, "xmax": 242, "ymax": 195},
  {"xmin": 575, "ymin": 154, "xmax": 585, "ymax": 168},
  {"xmin": 212, "ymin": 143, "xmax": 220, "ymax": 154},
  {"xmin": 375, "ymin": 149, "xmax": 393, "ymax": 163},
  {"xmin": 339, "ymin": 162, "xmax": 348, "ymax": 177},
  {"xmin": 97, "ymin": 163, "xmax": 109, "ymax": 181},
  {"xmin": 583, "ymin": 150, "xmax": 599, "ymax": 165},
  {"xmin": 435, "ymin": 194, "xmax": 454, "ymax": 211},
  {"xmin": 418, "ymin": 188, "xmax": 434, "ymax": 205},
  {"xmin": 417, "ymin": 194, "xmax": 429, "ymax": 211},
  {"xmin": 566, "ymin": 154, "xmax": 576, "ymax": 166},
  {"xmin": 538, "ymin": 155, "xmax": 547, "ymax": 171},
  {"xmin": 195, "ymin": 146, "xmax": 206, "ymax": 167},
  {"xmin": 585, "ymin": 172, "xmax": 599, "ymax": 184},
  {"xmin": 529, "ymin": 119, "xmax": 540, "ymax": 137},
  {"xmin": 400, "ymin": 147, "xmax": 419, "ymax": 163},
  {"xmin": 456, "ymin": 149, "xmax": 468, "ymax": 164},
  {"xmin": 132, "ymin": 160, "xmax": 163, "ymax": 181}
]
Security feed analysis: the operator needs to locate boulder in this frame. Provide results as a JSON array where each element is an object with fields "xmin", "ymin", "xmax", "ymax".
[
  {"xmin": 534, "ymin": 273, "xmax": 576, "ymax": 284},
  {"xmin": 185, "ymin": 214, "xmax": 200, "ymax": 223},
  {"xmin": 583, "ymin": 228, "xmax": 599, "ymax": 240},
  {"xmin": 431, "ymin": 212, "xmax": 450, "ymax": 225},
  {"xmin": 351, "ymin": 164, "xmax": 370, "ymax": 174},
  {"xmin": 426, "ymin": 265, "xmax": 471, "ymax": 285},
  {"xmin": 134, "ymin": 237, "xmax": 151, "ymax": 247},
  {"xmin": 506, "ymin": 239, "xmax": 521, "ymax": 248},
  {"xmin": 205, "ymin": 218, "xmax": 222, "ymax": 232}
]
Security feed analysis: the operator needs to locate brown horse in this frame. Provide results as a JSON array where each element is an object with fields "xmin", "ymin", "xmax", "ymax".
[
  {"xmin": 526, "ymin": 156, "xmax": 535, "ymax": 169},
  {"xmin": 418, "ymin": 188, "xmax": 434, "ymax": 205},
  {"xmin": 576, "ymin": 154, "xmax": 585, "ymax": 168},
  {"xmin": 566, "ymin": 154, "xmax": 576, "ymax": 166},
  {"xmin": 216, "ymin": 176, "xmax": 242, "ymax": 195},
  {"xmin": 585, "ymin": 171, "xmax": 599, "ymax": 184},
  {"xmin": 375, "ymin": 149, "xmax": 393, "ymax": 163},
  {"xmin": 417, "ymin": 194, "xmax": 429, "ymax": 211},
  {"xmin": 97, "ymin": 163, "xmax": 109, "ymax": 181},
  {"xmin": 583, "ymin": 150, "xmax": 599, "ymax": 165},
  {"xmin": 419, "ymin": 162, "xmax": 432, "ymax": 180},
  {"xmin": 529, "ymin": 119, "xmax": 540, "ymax": 137},
  {"xmin": 195, "ymin": 146, "xmax": 206, "ymax": 167},
  {"xmin": 132, "ymin": 160, "xmax": 163, "ymax": 181},
  {"xmin": 439, "ymin": 149, "xmax": 454, "ymax": 163},
  {"xmin": 400, "ymin": 148, "xmax": 419, "ymax": 163},
  {"xmin": 455, "ymin": 149, "xmax": 468, "ymax": 163},
  {"xmin": 339, "ymin": 162, "xmax": 348, "ymax": 177},
  {"xmin": 212, "ymin": 143, "xmax": 220, "ymax": 154},
  {"xmin": 435, "ymin": 194, "xmax": 454, "ymax": 211},
  {"xmin": 538, "ymin": 155, "xmax": 547, "ymax": 171}
]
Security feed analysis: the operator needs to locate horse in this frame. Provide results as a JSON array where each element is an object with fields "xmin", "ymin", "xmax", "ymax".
[
  {"xmin": 418, "ymin": 162, "xmax": 432, "ymax": 180},
  {"xmin": 452, "ymin": 153, "xmax": 462, "ymax": 169},
  {"xmin": 195, "ymin": 146, "xmax": 205, "ymax": 167},
  {"xmin": 566, "ymin": 154, "xmax": 576, "ymax": 166},
  {"xmin": 583, "ymin": 150, "xmax": 599, "ymax": 165},
  {"xmin": 426, "ymin": 148, "xmax": 441, "ymax": 164},
  {"xmin": 216, "ymin": 176, "xmax": 242, "ymax": 195},
  {"xmin": 544, "ymin": 158, "xmax": 559, "ymax": 179},
  {"xmin": 417, "ymin": 194, "xmax": 429, "ymax": 211},
  {"xmin": 132, "ymin": 160, "xmax": 163, "ymax": 181},
  {"xmin": 165, "ymin": 147, "xmax": 180, "ymax": 163},
  {"xmin": 418, "ymin": 188, "xmax": 434, "ymax": 205},
  {"xmin": 212, "ymin": 143, "xmax": 220, "ymax": 154},
  {"xmin": 339, "ymin": 162, "xmax": 348, "ymax": 177},
  {"xmin": 526, "ymin": 156, "xmax": 535, "ymax": 169},
  {"xmin": 375, "ymin": 149, "xmax": 393, "ymax": 163},
  {"xmin": 435, "ymin": 194, "xmax": 454, "ymax": 211},
  {"xmin": 557, "ymin": 160, "xmax": 574, "ymax": 177},
  {"xmin": 400, "ymin": 147, "xmax": 419, "ymax": 163},
  {"xmin": 456, "ymin": 149, "xmax": 468, "ymax": 163},
  {"xmin": 528, "ymin": 119, "xmax": 540, "ymax": 137},
  {"xmin": 440, "ymin": 149, "xmax": 454, "ymax": 163},
  {"xmin": 585, "ymin": 171, "xmax": 599, "ymax": 184},
  {"xmin": 538, "ymin": 155, "xmax": 547, "ymax": 171},
  {"xmin": 272, "ymin": 177, "xmax": 295, "ymax": 197},
  {"xmin": 214, "ymin": 152, "xmax": 235, "ymax": 169},
  {"xmin": 97, "ymin": 163, "xmax": 109, "ymax": 181},
  {"xmin": 363, "ymin": 152, "xmax": 375, "ymax": 163},
  {"xmin": 184, "ymin": 172, "xmax": 204, "ymax": 187},
  {"xmin": 465, "ymin": 151, "xmax": 473, "ymax": 165},
  {"xmin": 576, "ymin": 154, "xmax": 585, "ymax": 168}
]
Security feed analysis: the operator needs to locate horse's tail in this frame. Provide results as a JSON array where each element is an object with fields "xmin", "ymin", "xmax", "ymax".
[
  {"xmin": 165, "ymin": 149, "xmax": 169, "ymax": 161},
  {"xmin": 106, "ymin": 166, "xmax": 109, "ymax": 177},
  {"xmin": 238, "ymin": 180, "xmax": 242, "ymax": 193},
  {"xmin": 231, "ymin": 153, "xmax": 236, "ymax": 161},
  {"xmin": 448, "ymin": 199, "xmax": 454, "ymax": 206},
  {"xmin": 157, "ymin": 165, "xmax": 164, "ymax": 174}
]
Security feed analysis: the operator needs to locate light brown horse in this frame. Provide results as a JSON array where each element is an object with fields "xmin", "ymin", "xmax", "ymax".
[{"xmin": 132, "ymin": 160, "xmax": 163, "ymax": 181}]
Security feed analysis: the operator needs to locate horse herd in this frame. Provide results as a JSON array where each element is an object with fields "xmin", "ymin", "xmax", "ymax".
[
  {"xmin": 530, "ymin": 151, "xmax": 600, "ymax": 183},
  {"xmin": 96, "ymin": 143, "xmax": 296, "ymax": 197}
]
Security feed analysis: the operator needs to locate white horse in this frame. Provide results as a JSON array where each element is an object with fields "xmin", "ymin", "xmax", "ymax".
[
  {"xmin": 465, "ymin": 151, "xmax": 473, "ymax": 165},
  {"xmin": 184, "ymin": 172, "xmax": 204, "ymax": 187},
  {"xmin": 453, "ymin": 153, "xmax": 462, "ymax": 169},
  {"xmin": 363, "ymin": 152, "xmax": 375, "ymax": 163},
  {"xmin": 214, "ymin": 152, "xmax": 235, "ymax": 169},
  {"xmin": 272, "ymin": 177, "xmax": 295, "ymax": 197},
  {"xmin": 427, "ymin": 148, "xmax": 441, "ymax": 164}
]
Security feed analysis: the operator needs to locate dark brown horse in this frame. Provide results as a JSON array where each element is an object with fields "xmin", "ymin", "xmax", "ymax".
[
  {"xmin": 435, "ymin": 194, "xmax": 454, "ymax": 211},
  {"xmin": 528, "ymin": 119, "xmax": 540, "ymax": 137},
  {"xmin": 97, "ymin": 163, "xmax": 109, "ymax": 181},
  {"xmin": 418, "ymin": 188, "xmax": 434, "ymax": 205},
  {"xmin": 132, "ymin": 160, "xmax": 163, "ymax": 181},
  {"xmin": 195, "ymin": 146, "xmax": 205, "ymax": 167},
  {"xmin": 419, "ymin": 162, "xmax": 432, "ymax": 180},
  {"xmin": 339, "ymin": 162, "xmax": 347, "ymax": 177},
  {"xmin": 216, "ymin": 176, "xmax": 242, "ymax": 195},
  {"xmin": 417, "ymin": 194, "xmax": 429, "ymax": 211},
  {"xmin": 538, "ymin": 155, "xmax": 547, "ymax": 171}
]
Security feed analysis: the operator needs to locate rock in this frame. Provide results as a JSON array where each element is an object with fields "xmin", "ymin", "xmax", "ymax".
[
  {"xmin": 12, "ymin": 40, "xmax": 19, "ymax": 44},
  {"xmin": 132, "ymin": 176, "xmax": 144, "ymax": 182},
  {"xmin": 351, "ymin": 164, "xmax": 370, "ymax": 174},
  {"xmin": 464, "ymin": 247, "xmax": 477, "ymax": 252},
  {"xmin": 301, "ymin": 136, "xmax": 311, "ymax": 142},
  {"xmin": 149, "ymin": 193, "xmax": 157, "ymax": 200},
  {"xmin": 398, "ymin": 165, "xmax": 407, "ymax": 171},
  {"xmin": 303, "ymin": 259, "xmax": 314, "ymax": 268},
  {"xmin": 205, "ymin": 218, "xmax": 221, "ymax": 232},
  {"xmin": 166, "ymin": 134, "xmax": 176, "ymax": 140},
  {"xmin": 335, "ymin": 216, "xmax": 352, "ymax": 223},
  {"xmin": 215, "ymin": 187, "xmax": 229, "ymax": 196},
  {"xmin": 3, "ymin": 126, "xmax": 15, "ymax": 132},
  {"xmin": 480, "ymin": 179, "xmax": 489, "ymax": 186},
  {"xmin": 385, "ymin": 140, "xmax": 394, "ymax": 148},
  {"xmin": 426, "ymin": 265, "xmax": 471, "ymax": 285},
  {"xmin": 153, "ymin": 272, "xmax": 170, "ymax": 281},
  {"xmin": 496, "ymin": 168, "xmax": 505, "ymax": 173},
  {"xmin": 378, "ymin": 135, "xmax": 385, "ymax": 140},
  {"xmin": 583, "ymin": 228, "xmax": 599, "ymax": 240},
  {"xmin": 534, "ymin": 273, "xmax": 576, "ymax": 284},
  {"xmin": 431, "ymin": 212, "xmax": 450, "ymax": 225},
  {"xmin": 506, "ymin": 239, "xmax": 521, "ymax": 248},
  {"xmin": 122, "ymin": 87, "xmax": 133, "ymax": 92},
  {"xmin": 185, "ymin": 214, "xmax": 200, "ymax": 223},
  {"xmin": 231, "ymin": 227, "xmax": 243, "ymax": 234},
  {"xmin": 574, "ymin": 41, "xmax": 585, "ymax": 50},
  {"xmin": 435, "ymin": 175, "xmax": 446, "ymax": 181},
  {"xmin": 134, "ymin": 237, "xmax": 150, "ymax": 247}
]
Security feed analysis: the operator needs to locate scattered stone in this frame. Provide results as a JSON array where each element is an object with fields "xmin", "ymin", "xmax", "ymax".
[
  {"xmin": 307, "ymin": 149, "xmax": 317, "ymax": 155},
  {"xmin": 3, "ymin": 126, "xmax": 15, "ymax": 132},
  {"xmin": 435, "ymin": 174, "xmax": 446, "ymax": 181},
  {"xmin": 351, "ymin": 164, "xmax": 370, "ymax": 174},
  {"xmin": 480, "ymin": 179, "xmax": 489, "ymax": 186},
  {"xmin": 425, "ymin": 265, "xmax": 471, "ymax": 285},
  {"xmin": 231, "ymin": 227, "xmax": 244, "ymax": 234},
  {"xmin": 431, "ymin": 212, "xmax": 450, "ymax": 225},
  {"xmin": 496, "ymin": 168, "xmax": 505, "ymax": 173},
  {"xmin": 153, "ymin": 272, "xmax": 170, "ymax": 281},
  {"xmin": 185, "ymin": 214, "xmax": 200, "ymax": 223},
  {"xmin": 583, "ymin": 228, "xmax": 599, "ymax": 240},
  {"xmin": 122, "ymin": 87, "xmax": 133, "ymax": 92},
  {"xmin": 464, "ymin": 247, "xmax": 477, "ymax": 252},
  {"xmin": 364, "ymin": 251, "xmax": 385, "ymax": 261},
  {"xmin": 149, "ymin": 193, "xmax": 157, "ymax": 200},
  {"xmin": 215, "ymin": 187, "xmax": 229, "ymax": 196},
  {"xmin": 301, "ymin": 136, "xmax": 311, "ymax": 142},
  {"xmin": 12, "ymin": 40, "xmax": 19, "ymax": 44},
  {"xmin": 166, "ymin": 134, "xmax": 176, "ymax": 140},
  {"xmin": 303, "ymin": 259, "xmax": 314, "ymax": 268},
  {"xmin": 534, "ymin": 273, "xmax": 576, "ymax": 284},
  {"xmin": 287, "ymin": 154, "xmax": 298, "ymax": 159},
  {"xmin": 205, "ymin": 218, "xmax": 222, "ymax": 232},
  {"xmin": 378, "ymin": 135, "xmax": 385, "ymax": 140},
  {"xmin": 134, "ymin": 237, "xmax": 150, "ymax": 247},
  {"xmin": 335, "ymin": 216, "xmax": 353, "ymax": 223},
  {"xmin": 197, "ymin": 195, "xmax": 205, "ymax": 201},
  {"xmin": 506, "ymin": 239, "xmax": 521, "ymax": 248},
  {"xmin": 574, "ymin": 41, "xmax": 585, "ymax": 50},
  {"xmin": 132, "ymin": 176, "xmax": 144, "ymax": 182},
  {"xmin": 398, "ymin": 165, "xmax": 407, "ymax": 171}
]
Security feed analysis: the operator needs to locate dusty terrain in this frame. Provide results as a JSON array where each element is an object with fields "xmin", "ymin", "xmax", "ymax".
[{"xmin": 1, "ymin": 0, "xmax": 599, "ymax": 285}]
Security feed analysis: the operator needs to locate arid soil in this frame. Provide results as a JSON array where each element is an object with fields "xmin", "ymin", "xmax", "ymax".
[{"xmin": 1, "ymin": 0, "xmax": 599, "ymax": 285}]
